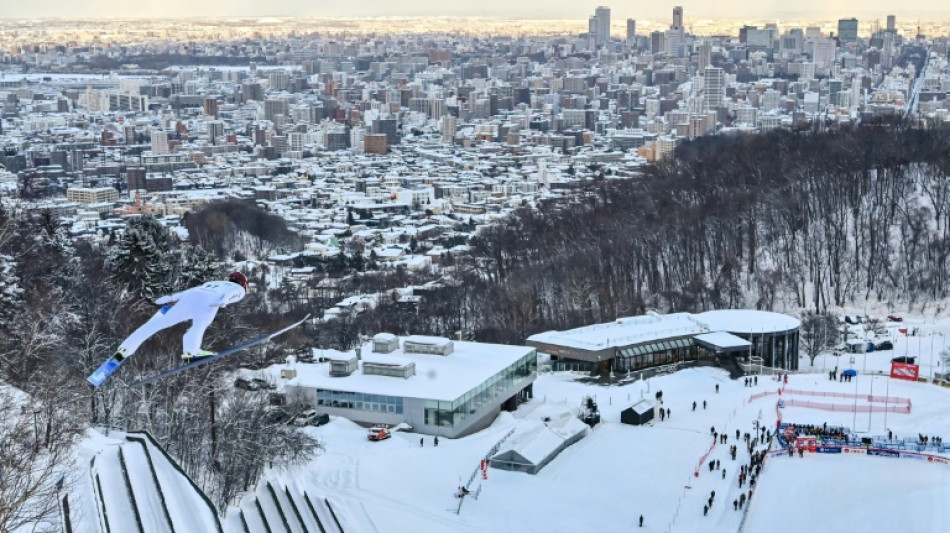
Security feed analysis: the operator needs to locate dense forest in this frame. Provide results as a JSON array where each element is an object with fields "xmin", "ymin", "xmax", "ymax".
[
  {"xmin": 0, "ymin": 210, "xmax": 317, "ymax": 530},
  {"xmin": 3, "ymin": 121, "xmax": 950, "ymax": 528},
  {"xmin": 357, "ymin": 121, "xmax": 950, "ymax": 345}
]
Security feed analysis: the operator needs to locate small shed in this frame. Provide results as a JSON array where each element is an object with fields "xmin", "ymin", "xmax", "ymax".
[{"xmin": 620, "ymin": 399, "xmax": 655, "ymax": 426}]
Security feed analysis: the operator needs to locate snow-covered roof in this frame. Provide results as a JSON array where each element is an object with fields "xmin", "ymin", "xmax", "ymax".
[
  {"xmin": 694, "ymin": 331, "xmax": 752, "ymax": 350},
  {"xmin": 693, "ymin": 310, "xmax": 801, "ymax": 333},
  {"xmin": 627, "ymin": 398, "xmax": 655, "ymax": 415},
  {"xmin": 280, "ymin": 340, "xmax": 534, "ymax": 402},
  {"xmin": 527, "ymin": 312, "xmax": 704, "ymax": 351}
]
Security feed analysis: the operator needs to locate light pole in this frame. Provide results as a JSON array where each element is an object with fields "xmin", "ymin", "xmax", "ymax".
[
  {"xmin": 868, "ymin": 376, "xmax": 874, "ymax": 432},
  {"xmin": 930, "ymin": 333, "xmax": 936, "ymax": 381},
  {"xmin": 884, "ymin": 374, "xmax": 890, "ymax": 432}
]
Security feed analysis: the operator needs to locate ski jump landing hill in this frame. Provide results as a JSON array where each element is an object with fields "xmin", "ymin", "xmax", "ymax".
[{"xmin": 73, "ymin": 429, "xmax": 354, "ymax": 533}]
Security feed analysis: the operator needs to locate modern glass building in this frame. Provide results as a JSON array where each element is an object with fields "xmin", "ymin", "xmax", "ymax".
[
  {"xmin": 528, "ymin": 310, "xmax": 801, "ymax": 374},
  {"xmin": 280, "ymin": 336, "xmax": 537, "ymax": 438}
]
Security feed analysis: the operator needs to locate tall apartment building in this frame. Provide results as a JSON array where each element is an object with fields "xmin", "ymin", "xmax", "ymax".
[
  {"xmin": 203, "ymin": 97, "xmax": 219, "ymax": 119},
  {"xmin": 626, "ymin": 19, "xmax": 636, "ymax": 44},
  {"xmin": 702, "ymin": 66, "xmax": 724, "ymax": 112},
  {"xmin": 442, "ymin": 115, "xmax": 457, "ymax": 143},
  {"xmin": 886, "ymin": 15, "xmax": 896, "ymax": 32},
  {"xmin": 150, "ymin": 130, "xmax": 169, "ymax": 155},
  {"xmin": 364, "ymin": 133, "xmax": 388, "ymax": 155},
  {"xmin": 697, "ymin": 41, "xmax": 711, "ymax": 72},
  {"xmin": 264, "ymin": 98, "xmax": 290, "ymax": 122}
]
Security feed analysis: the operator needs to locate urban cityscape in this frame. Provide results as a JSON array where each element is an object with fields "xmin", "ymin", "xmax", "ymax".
[
  {"xmin": 4, "ymin": 5, "xmax": 950, "ymax": 533},
  {"xmin": 1, "ymin": 9, "xmax": 948, "ymax": 262}
]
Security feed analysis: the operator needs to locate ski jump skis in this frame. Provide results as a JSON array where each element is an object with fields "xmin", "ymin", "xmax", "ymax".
[{"xmin": 87, "ymin": 314, "xmax": 310, "ymax": 388}]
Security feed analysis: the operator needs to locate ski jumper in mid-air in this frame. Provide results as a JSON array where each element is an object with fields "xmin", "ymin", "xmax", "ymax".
[{"xmin": 113, "ymin": 271, "xmax": 248, "ymax": 361}]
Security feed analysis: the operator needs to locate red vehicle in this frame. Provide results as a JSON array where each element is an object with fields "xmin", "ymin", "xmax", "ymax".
[
  {"xmin": 367, "ymin": 426, "xmax": 391, "ymax": 441},
  {"xmin": 887, "ymin": 315, "xmax": 903, "ymax": 322}
]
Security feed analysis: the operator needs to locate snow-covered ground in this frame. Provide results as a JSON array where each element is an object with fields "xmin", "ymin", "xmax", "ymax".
[
  {"xmin": 54, "ymin": 308, "xmax": 950, "ymax": 533},
  {"xmin": 250, "ymin": 364, "xmax": 950, "ymax": 533}
]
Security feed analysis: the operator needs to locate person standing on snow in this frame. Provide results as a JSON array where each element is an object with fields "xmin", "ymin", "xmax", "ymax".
[{"xmin": 112, "ymin": 272, "xmax": 249, "ymax": 362}]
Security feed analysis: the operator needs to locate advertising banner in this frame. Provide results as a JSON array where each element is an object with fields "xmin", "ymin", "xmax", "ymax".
[
  {"xmin": 867, "ymin": 448, "xmax": 899, "ymax": 458},
  {"xmin": 816, "ymin": 446, "xmax": 842, "ymax": 454},
  {"xmin": 900, "ymin": 452, "xmax": 926, "ymax": 461},
  {"xmin": 927, "ymin": 455, "xmax": 950, "ymax": 465},
  {"xmin": 890, "ymin": 362, "xmax": 919, "ymax": 381},
  {"xmin": 842, "ymin": 447, "xmax": 866, "ymax": 455},
  {"xmin": 796, "ymin": 436, "xmax": 817, "ymax": 452}
]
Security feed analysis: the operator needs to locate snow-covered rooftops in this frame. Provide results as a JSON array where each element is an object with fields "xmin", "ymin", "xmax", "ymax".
[{"xmin": 279, "ymin": 340, "xmax": 535, "ymax": 402}]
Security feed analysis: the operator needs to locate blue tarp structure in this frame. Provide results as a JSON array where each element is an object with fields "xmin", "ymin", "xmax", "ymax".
[{"xmin": 842, "ymin": 369, "xmax": 857, "ymax": 377}]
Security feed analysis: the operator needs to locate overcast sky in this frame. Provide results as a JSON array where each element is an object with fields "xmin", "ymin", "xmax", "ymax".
[{"xmin": 3, "ymin": 1, "xmax": 947, "ymax": 20}]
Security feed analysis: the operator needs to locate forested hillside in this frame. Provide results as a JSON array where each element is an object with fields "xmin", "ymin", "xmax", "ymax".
[
  {"xmin": 0, "ymin": 210, "xmax": 318, "ymax": 527},
  {"xmin": 359, "ymin": 122, "xmax": 950, "ymax": 345}
]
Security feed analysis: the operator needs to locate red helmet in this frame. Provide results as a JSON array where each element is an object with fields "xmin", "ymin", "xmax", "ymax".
[{"xmin": 227, "ymin": 271, "xmax": 248, "ymax": 292}]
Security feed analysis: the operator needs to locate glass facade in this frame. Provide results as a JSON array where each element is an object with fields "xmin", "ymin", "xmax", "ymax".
[
  {"xmin": 316, "ymin": 389, "xmax": 404, "ymax": 414},
  {"xmin": 613, "ymin": 338, "xmax": 697, "ymax": 372},
  {"xmin": 424, "ymin": 350, "xmax": 537, "ymax": 428}
]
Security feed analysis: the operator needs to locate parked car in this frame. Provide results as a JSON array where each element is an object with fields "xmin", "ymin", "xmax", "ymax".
[
  {"xmin": 887, "ymin": 315, "xmax": 903, "ymax": 322},
  {"xmin": 264, "ymin": 407, "xmax": 291, "ymax": 425},
  {"xmin": 875, "ymin": 341, "xmax": 894, "ymax": 351},
  {"xmin": 234, "ymin": 377, "xmax": 261, "ymax": 391},
  {"xmin": 251, "ymin": 377, "xmax": 274, "ymax": 390},
  {"xmin": 293, "ymin": 410, "xmax": 329, "ymax": 427},
  {"xmin": 367, "ymin": 426, "xmax": 392, "ymax": 441},
  {"xmin": 268, "ymin": 392, "xmax": 287, "ymax": 406}
]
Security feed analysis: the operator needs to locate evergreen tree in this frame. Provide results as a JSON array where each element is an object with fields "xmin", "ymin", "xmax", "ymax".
[{"xmin": 105, "ymin": 215, "xmax": 174, "ymax": 300}]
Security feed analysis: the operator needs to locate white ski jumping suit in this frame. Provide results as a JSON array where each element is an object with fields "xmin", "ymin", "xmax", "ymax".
[{"xmin": 118, "ymin": 280, "xmax": 246, "ymax": 358}]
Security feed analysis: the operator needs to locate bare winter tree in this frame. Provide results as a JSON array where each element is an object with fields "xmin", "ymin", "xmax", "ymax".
[
  {"xmin": 799, "ymin": 311, "xmax": 840, "ymax": 367},
  {"xmin": 0, "ymin": 388, "xmax": 78, "ymax": 533}
]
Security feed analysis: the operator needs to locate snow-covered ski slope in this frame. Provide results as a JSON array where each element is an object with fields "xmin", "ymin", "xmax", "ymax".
[{"xmin": 75, "ymin": 430, "xmax": 222, "ymax": 533}]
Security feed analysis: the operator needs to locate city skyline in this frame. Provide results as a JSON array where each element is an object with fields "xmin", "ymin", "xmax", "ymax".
[{"xmin": 2, "ymin": 1, "xmax": 948, "ymax": 21}]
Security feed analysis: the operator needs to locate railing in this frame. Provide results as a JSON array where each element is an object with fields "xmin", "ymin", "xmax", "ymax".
[{"xmin": 456, "ymin": 427, "xmax": 516, "ymax": 515}]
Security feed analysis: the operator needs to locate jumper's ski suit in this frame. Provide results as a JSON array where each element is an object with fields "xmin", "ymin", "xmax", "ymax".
[{"xmin": 118, "ymin": 280, "xmax": 246, "ymax": 358}]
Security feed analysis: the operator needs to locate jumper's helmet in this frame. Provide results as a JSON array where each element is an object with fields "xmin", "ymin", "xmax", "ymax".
[{"xmin": 227, "ymin": 271, "xmax": 249, "ymax": 292}]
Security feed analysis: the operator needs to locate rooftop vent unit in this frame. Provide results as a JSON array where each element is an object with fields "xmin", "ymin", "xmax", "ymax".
[
  {"xmin": 373, "ymin": 332, "xmax": 399, "ymax": 353},
  {"xmin": 403, "ymin": 335, "xmax": 454, "ymax": 356},
  {"xmin": 329, "ymin": 356, "xmax": 358, "ymax": 377}
]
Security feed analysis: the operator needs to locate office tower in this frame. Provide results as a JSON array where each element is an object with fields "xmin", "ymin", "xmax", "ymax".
[
  {"xmin": 886, "ymin": 15, "xmax": 896, "ymax": 32},
  {"xmin": 651, "ymin": 31, "xmax": 666, "ymax": 55},
  {"xmin": 668, "ymin": 6, "xmax": 685, "ymax": 58},
  {"xmin": 591, "ymin": 6, "xmax": 610, "ymax": 47},
  {"xmin": 702, "ymin": 66, "xmax": 724, "ymax": 112},
  {"xmin": 838, "ymin": 18, "xmax": 859, "ymax": 43},
  {"xmin": 150, "ymin": 130, "xmax": 168, "ymax": 154},
  {"xmin": 627, "ymin": 19, "xmax": 636, "ymax": 44}
]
